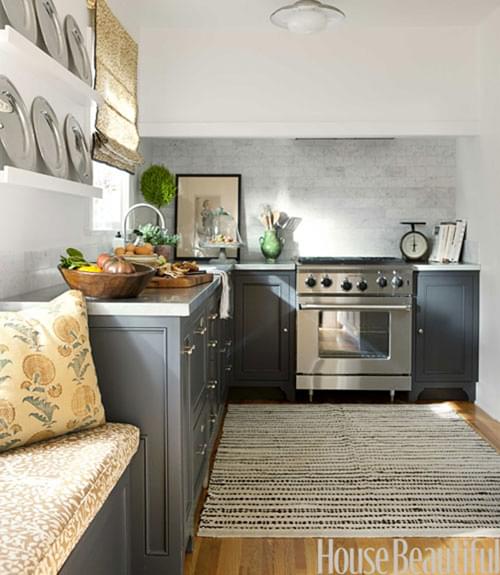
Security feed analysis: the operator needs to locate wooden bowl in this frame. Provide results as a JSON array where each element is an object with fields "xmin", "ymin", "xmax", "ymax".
[{"xmin": 58, "ymin": 264, "xmax": 156, "ymax": 299}]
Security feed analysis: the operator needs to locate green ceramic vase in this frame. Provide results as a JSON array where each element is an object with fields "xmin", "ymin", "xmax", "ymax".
[{"xmin": 259, "ymin": 230, "xmax": 283, "ymax": 263}]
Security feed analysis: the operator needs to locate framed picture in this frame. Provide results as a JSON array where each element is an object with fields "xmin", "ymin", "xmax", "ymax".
[{"xmin": 175, "ymin": 174, "xmax": 242, "ymax": 260}]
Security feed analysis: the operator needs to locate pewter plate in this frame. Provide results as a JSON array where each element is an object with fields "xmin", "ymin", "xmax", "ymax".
[
  {"xmin": 33, "ymin": 0, "xmax": 68, "ymax": 68},
  {"xmin": 0, "ymin": 0, "xmax": 38, "ymax": 43},
  {"xmin": 64, "ymin": 15, "xmax": 92, "ymax": 86},
  {"xmin": 64, "ymin": 114, "xmax": 92, "ymax": 184},
  {"xmin": 0, "ymin": 76, "xmax": 36, "ymax": 171},
  {"xmin": 32, "ymin": 96, "xmax": 68, "ymax": 178}
]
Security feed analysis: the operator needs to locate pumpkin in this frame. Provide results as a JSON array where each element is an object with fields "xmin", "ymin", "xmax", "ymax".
[{"xmin": 102, "ymin": 257, "xmax": 136, "ymax": 275}]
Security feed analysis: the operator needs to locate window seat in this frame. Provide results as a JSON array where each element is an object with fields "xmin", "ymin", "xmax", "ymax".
[{"xmin": 0, "ymin": 423, "xmax": 140, "ymax": 575}]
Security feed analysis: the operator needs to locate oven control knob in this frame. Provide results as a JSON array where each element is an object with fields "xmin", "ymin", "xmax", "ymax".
[
  {"xmin": 340, "ymin": 279, "xmax": 353, "ymax": 292},
  {"xmin": 392, "ymin": 276, "xmax": 404, "ymax": 289},
  {"xmin": 357, "ymin": 280, "xmax": 368, "ymax": 292},
  {"xmin": 305, "ymin": 275, "xmax": 317, "ymax": 288},
  {"xmin": 321, "ymin": 276, "xmax": 333, "ymax": 288},
  {"xmin": 377, "ymin": 276, "xmax": 388, "ymax": 288}
]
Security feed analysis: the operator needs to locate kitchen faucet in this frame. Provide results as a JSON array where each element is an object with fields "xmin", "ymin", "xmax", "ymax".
[{"xmin": 122, "ymin": 203, "xmax": 166, "ymax": 243}]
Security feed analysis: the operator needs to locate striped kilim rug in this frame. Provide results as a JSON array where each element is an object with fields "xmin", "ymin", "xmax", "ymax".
[{"xmin": 199, "ymin": 404, "xmax": 500, "ymax": 537}]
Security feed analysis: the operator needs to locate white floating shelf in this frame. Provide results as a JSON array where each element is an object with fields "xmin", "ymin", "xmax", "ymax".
[
  {"xmin": 0, "ymin": 26, "xmax": 103, "ymax": 107},
  {"xmin": 0, "ymin": 166, "xmax": 102, "ymax": 199}
]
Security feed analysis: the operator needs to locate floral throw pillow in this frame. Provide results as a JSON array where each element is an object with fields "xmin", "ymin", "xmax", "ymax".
[{"xmin": 0, "ymin": 290, "xmax": 106, "ymax": 452}]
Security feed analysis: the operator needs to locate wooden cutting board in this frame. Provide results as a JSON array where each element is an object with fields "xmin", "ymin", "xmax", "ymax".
[{"xmin": 147, "ymin": 273, "xmax": 214, "ymax": 289}]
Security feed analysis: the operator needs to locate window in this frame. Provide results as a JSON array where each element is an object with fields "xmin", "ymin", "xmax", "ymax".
[{"xmin": 92, "ymin": 162, "xmax": 130, "ymax": 231}]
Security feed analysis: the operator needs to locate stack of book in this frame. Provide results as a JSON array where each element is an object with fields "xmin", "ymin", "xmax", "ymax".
[{"xmin": 429, "ymin": 220, "xmax": 467, "ymax": 263}]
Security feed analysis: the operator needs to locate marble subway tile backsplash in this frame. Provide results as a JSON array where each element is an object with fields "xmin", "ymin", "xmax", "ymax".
[{"xmin": 144, "ymin": 138, "xmax": 456, "ymax": 261}]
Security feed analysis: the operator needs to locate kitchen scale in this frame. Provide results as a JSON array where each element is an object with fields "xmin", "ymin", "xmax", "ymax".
[{"xmin": 400, "ymin": 222, "xmax": 429, "ymax": 262}]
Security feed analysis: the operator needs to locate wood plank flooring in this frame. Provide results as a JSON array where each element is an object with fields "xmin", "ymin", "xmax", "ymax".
[{"xmin": 186, "ymin": 402, "xmax": 500, "ymax": 575}]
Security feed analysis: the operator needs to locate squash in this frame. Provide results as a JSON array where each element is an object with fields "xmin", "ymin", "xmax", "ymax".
[
  {"xmin": 102, "ymin": 257, "xmax": 136, "ymax": 274},
  {"xmin": 97, "ymin": 253, "xmax": 112, "ymax": 269}
]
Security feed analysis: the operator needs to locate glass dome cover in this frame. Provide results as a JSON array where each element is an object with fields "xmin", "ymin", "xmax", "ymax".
[{"xmin": 201, "ymin": 208, "xmax": 243, "ymax": 248}]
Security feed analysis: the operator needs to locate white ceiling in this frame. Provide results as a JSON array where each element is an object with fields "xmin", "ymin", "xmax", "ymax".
[{"xmin": 131, "ymin": 0, "xmax": 500, "ymax": 29}]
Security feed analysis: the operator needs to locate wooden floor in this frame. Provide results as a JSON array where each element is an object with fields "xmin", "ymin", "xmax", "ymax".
[{"xmin": 185, "ymin": 402, "xmax": 500, "ymax": 575}]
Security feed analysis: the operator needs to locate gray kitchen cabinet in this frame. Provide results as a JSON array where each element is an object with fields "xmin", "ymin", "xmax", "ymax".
[
  {"xmin": 412, "ymin": 272, "xmax": 479, "ymax": 401},
  {"xmin": 233, "ymin": 271, "xmax": 296, "ymax": 400},
  {"xmin": 88, "ymin": 288, "xmax": 224, "ymax": 575}
]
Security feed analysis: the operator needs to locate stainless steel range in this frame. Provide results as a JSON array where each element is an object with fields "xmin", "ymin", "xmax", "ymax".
[{"xmin": 296, "ymin": 257, "xmax": 414, "ymax": 401}]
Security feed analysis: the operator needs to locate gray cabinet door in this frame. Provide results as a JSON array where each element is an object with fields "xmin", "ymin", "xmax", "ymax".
[
  {"xmin": 233, "ymin": 272, "xmax": 296, "ymax": 395},
  {"xmin": 414, "ymin": 272, "xmax": 479, "ymax": 386},
  {"xmin": 89, "ymin": 316, "xmax": 185, "ymax": 575}
]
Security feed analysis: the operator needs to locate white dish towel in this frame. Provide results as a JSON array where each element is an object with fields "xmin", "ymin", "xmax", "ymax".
[{"xmin": 212, "ymin": 270, "xmax": 231, "ymax": 319}]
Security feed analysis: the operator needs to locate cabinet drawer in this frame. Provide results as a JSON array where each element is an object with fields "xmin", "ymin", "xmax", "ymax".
[
  {"xmin": 207, "ymin": 308, "xmax": 219, "ymax": 340},
  {"xmin": 208, "ymin": 394, "xmax": 221, "ymax": 438},
  {"xmin": 190, "ymin": 344, "xmax": 207, "ymax": 412},
  {"xmin": 207, "ymin": 337, "xmax": 219, "ymax": 362},
  {"xmin": 192, "ymin": 400, "xmax": 209, "ymax": 491}
]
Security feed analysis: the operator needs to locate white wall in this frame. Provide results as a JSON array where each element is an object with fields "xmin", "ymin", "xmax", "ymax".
[
  {"xmin": 138, "ymin": 26, "xmax": 480, "ymax": 138},
  {"xmin": 456, "ymin": 6, "xmax": 500, "ymax": 421}
]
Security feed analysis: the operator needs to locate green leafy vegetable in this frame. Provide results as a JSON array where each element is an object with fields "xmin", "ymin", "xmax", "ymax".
[{"xmin": 60, "ymin": 248, "xmax": 89, "ymax": 270}]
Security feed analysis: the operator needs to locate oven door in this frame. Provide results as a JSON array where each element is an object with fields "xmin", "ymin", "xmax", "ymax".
[{"xmin": 297, "ymin": 296, "xmax": 412, "ymax": 375}]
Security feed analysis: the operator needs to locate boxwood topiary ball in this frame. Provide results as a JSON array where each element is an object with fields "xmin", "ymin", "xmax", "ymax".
[{"xmin": 140, "ymin": 165, "xmax": 177, "ymax": 209}]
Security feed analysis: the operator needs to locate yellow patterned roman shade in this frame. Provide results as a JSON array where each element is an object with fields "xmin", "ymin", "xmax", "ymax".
[{"xmin": 89, "ymin": 0, "xmax": 143, "ymax": 173}]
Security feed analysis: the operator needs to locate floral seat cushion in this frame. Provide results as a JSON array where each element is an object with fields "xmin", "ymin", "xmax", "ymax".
[{"xmin": 0, "ymin": 423, "xmax": 139, "ymax": 575}]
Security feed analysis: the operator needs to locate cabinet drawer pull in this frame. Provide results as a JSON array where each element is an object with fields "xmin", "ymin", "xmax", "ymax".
[
  {"xmin": 208, "ymin": 313, "xmax": 219, "ymax": 321},
  {"xmin": 183, "ymin": 344, "xmax": 196, "ymax": 356},
  {"xmin": 195, "ymin": 326, "xmax": 207, "ymax": 335},
  {"xmin": 210, "ymin": 414, "xmax": 217, "ymax": 424},
  {"xmin": 196, "ymin": 443, "xmax": 208, "ymax": 457},
  {"xmin": 208, "ymin": 340, "xmax": 218, "ymax": 348},
  {"xmin": 208, "ymin": 380, "xmax": 219, "ymax": 390},
  {"xmin": 225, "ymin": 365, "xmax": 233, "ymax": 372}
]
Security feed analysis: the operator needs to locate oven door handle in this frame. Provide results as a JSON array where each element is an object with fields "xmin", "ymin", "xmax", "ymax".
[{"xmin": 298, "ymin": 303, "xmax": 413, "ymax": 312}]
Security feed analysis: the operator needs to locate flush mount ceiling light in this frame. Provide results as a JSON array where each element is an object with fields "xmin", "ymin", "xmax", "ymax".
[{"xmin": 270, "ymin": 0, "xmax": 345, "ymax": 34}]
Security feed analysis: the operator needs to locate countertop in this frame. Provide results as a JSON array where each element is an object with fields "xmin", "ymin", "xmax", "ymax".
[
  {"xmin": 412, "ymin": 263, "xmax": 481, "ymax": 271},
  {"xmin": 202, "ymin": 260, "xmax": 480, "ymax": 272},
  {"xmin": 0, "ymin": 261, "xmax": 480, "ymax": 318},
  {"xmin": 0, "ymin": 278, "xmax": 221, "ymax": 317},
  {"xmin": 201, "ymin": 261, "xmax": 296, "ymax": 272}
]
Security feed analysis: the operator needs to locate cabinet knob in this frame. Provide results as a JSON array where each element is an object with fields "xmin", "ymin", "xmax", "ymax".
[
  {"xmin": 208, "ymin": 340, "xmax": 218, "ymax": 348},
  {"xmin": 207, "ymin": 380, "xmax": 219, "ymax": 390},
  {"xmin": 196, "ymin": 443, "xmax": 208, "ymax": 457},
  {"xmin": 283, "ymin": 328, "xmax": 289, "ymax": 333},
  {"xmin": 194, "ymin": 326, "xmax": 207, "ymax": 335},
  {"xmin": 418, "ymin": 328, "xmax": 424, "ymax": 335},
  {"xmin": 183, "ymin": 344, "xmax": 196, "ymax": 356}
]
